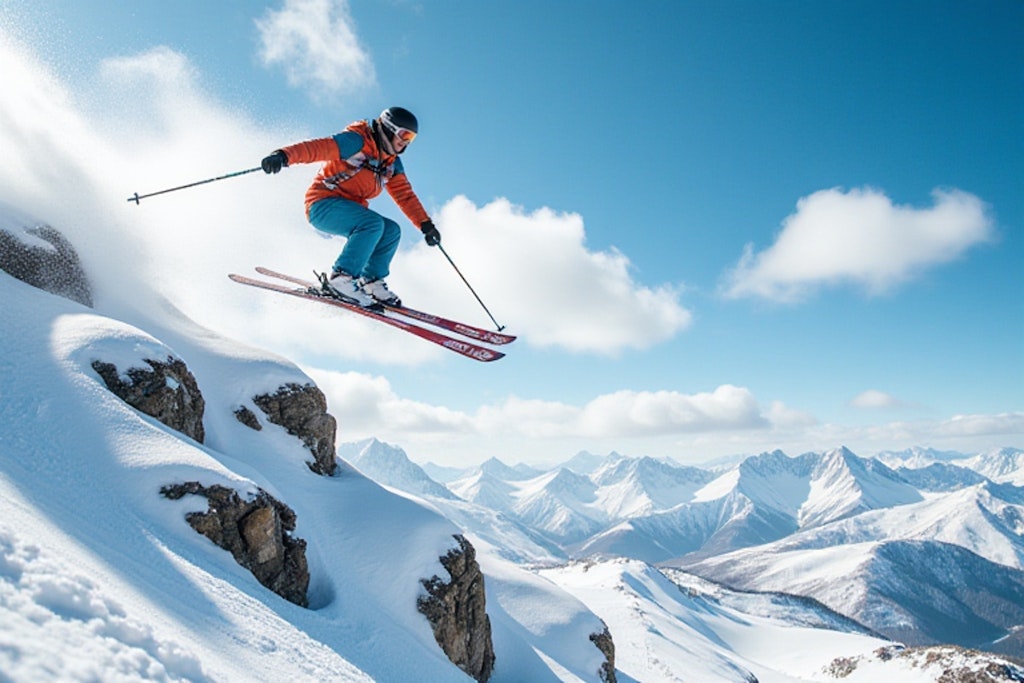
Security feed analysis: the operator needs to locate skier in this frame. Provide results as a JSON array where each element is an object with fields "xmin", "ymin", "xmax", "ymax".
[{"xmin": 260, "ymin": 106, "xmax": 441, "ymax": 308}]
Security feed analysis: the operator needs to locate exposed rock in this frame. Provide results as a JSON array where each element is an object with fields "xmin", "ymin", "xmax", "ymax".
[
  {"xmin": 418, "ymin": 535, "xmax": 495, "ymax": 683},
  {"xmin": 161, "ymin": 482, "xmax": 309, "ymax": 607},
  {"xmin": 590, "ymin": 625, "xmax": 617, "ymax": 683},
  {"xmin": 234, "ymin": 405, "xmax": 262, "ymax": 431},
  {"xmin": 0, "ymin": 222, "xmax": 93, "ymax": 306},
  {"xmin": 92, "ymin": 356, "xmax": 205, "ymax": 443},
  {"xmin": 252, "ymin": 383, "xmax": 336, "ymax": 476},
  {"xmin": 824, "ymin": 644, "xmax": 1024, "ymax": 681}
]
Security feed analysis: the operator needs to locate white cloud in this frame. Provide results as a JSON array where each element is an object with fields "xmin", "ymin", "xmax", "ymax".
[
  {"xmin": 764, "ymin": 400, "xmax": 818, "ymax": 429},
  {"xmin": 476, "ymin": 396, "xmax": 582, "ymax": 439},
  {"xmin": 311, "ymin": 362, "xmax": 1023, "ymax": 465},
  {"xmin": 474, "ymin": 385, "xmax": 768, "ymax": 439},
  {"xmin": 312, "ymin": 371, "xmax": 780, "ymax": 445},
  {"xmin": 394, "ymin": 196, "xmax": 693, "ymax": 354},
  {"xmin": 256, "ymin": 0, "xmax": 375, "ymax": 98},
  {"xmin": 723, "ymin": 186, "xmax": 994, "ymax": 302},
  {"xmin": 307, "ymin": 368, "xmax": 473, "ymax": 435},
  {"xmin": 576, "ymin": 385, "xmax": 767, "ymax": 436},
  {"xmin": 936, "ymin": 412, "xmax": 1024, "ymax": 438},
  {"xmin": 307, "ymin": 367, "xmax": 1024, "ymax": 466},
  {"xmin": 849, "ymin": 389, "xmax": 905, "ymax": 410}
]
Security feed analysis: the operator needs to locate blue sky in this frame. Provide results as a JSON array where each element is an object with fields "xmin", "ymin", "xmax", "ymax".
[{"xmin": 1, "ymin": 0, "xmax": 1021, "ymax": 466}]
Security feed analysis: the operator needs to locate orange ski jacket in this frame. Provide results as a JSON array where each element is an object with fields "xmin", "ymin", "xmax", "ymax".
[{"xmin": 279, "ymin": 120, "xmax": 429, "ymax": 227}]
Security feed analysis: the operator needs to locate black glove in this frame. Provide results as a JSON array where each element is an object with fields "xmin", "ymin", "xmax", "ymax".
[
  {"xmin": 261, "ymin": 150, "xmax": 288, "ymax": 174},
  {"xmin": 420, "ymin": 220, "xmax": 441, "ymax": 247}
]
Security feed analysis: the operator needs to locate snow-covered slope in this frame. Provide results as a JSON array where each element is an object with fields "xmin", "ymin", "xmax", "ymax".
[
  {"xmin": 340, "ymin": 439, "xmax": 566, "ymax": 564},
  {"xmin": 956, "ymin": 447, "xmax": 1024, "ymax": 486},
  {"xmin": 895, "ymin": 462, "xmax": 990, "ymax": 491},
  {"xmin": 561, "ymin": 450, "xmax": 620, "ymax": 476},
  {"xmin": 756, "ymin": 481, "xmax": 1024, "ymax": 569},
  {"xmin": 571, "ymin": 489, "xmax": 794, "ymax": 563},
  {"xmin": 590, "ymin": 456, "xmax": 715, "ymax": 519},
  {"xmin": 0, "ymin": 211, "xmax": 623, "ymax": 682},
  {"xmin": 564, "ymin": 448, "xmax": 927, "ymax": 564},
  {"xmin": 449, "ymin": 466, "xmax": 607, "ymax": 544},
  {"xmin": 874, "ymin": 446, "xmax": 967, "ymax": 469},
  {"xmin": 879, "ymin": 446, "xmax": 1024, "ymax": 486},
  {"xmin": 449, "ymin": 454, "xmax": 718, "ymax": 548},
  {"xmin": 671, "ymin": 463, "xmax": 1024, "ymax": 656},
  {"xmin": 680, "ymin": 538, "xmax": 1024, "ymax": 655},
  {"xmin": 799, "ymin": 447, "xmax": 922, "ymax": 527},
  {"xmin": 448, "ymin": 467, "xmax": 520, "ymax": 512},
  {"xmin": 442, "ymin": 445, "xmax": 1024, "ymax": 584},
  {"xmin": 435, "ymin": 442, "xmax": 1024, "ymax": 654},
  {"xmin": 511, "ymin": 468, "xmax": 607, "ymax": 543},
  {"xmin": 480, "ymin": 456, "xmax": 545, "ymax": 482},
  {"xmin": 0, "ymin": 272, "xmax": 475, "ymax": 682},
  {"xmin": 541, "ymin": 559, "xmax": 888, "ymax": 683},
  {"xmin": 421, "ymin": 461, "xmax": 474, "ymax": 484}
]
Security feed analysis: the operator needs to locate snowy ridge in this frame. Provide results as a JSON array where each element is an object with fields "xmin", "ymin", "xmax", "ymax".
[
  {"xmin": 679, "ymin": 539, "xmax": 1024, "ymax": 654},
  {"xmin": 957, "ymin": 447, "xmax": 1024, "ymax": 486},
  {"xmin": 800, "ymin": 447, "xmax": 922, "ymax": 527},
  {"xmin": 339, "ymin": 437, "xmax": 459, "ymax": 500},
  {"xmin": 591, "ymin": 456, "xmax": 714, "ymax": 519},
  {"xmin": 448, "ymin": 453, "xmax": 716, "ymax": 547},
  {"xmin": 878, "ymin": 446, "xmax": 1024, "ymax": 487},
  {"xmin": 540, "ymin": 558, "xmax": 884, "ymax": 683},
  {"xmin": 874, "ymin": 446, "xmax": 968, "ymax": 469},
  {"xmin": 438, "ymin": 446, "xmax": 1006, "ymax": 566}
]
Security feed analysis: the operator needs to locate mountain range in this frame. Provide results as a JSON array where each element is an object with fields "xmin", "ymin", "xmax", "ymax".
[{"xmin": 346, "ymin": 438, "xmax": 1024, "ymax": 657}]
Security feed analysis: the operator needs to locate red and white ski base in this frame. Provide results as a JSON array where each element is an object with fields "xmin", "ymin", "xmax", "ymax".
[
  {"xmin": 254, "ymin": 267, "xmax": 516, "ymax": 345},
  {"xmin": 228, "ymin": 273, "xmax": 505, "ymax": 363}
]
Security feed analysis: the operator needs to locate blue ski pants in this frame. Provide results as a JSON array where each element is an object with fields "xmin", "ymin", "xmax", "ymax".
[{"xmin": 308, "ymin": 197, "xmax": 401, "ymax": 281}]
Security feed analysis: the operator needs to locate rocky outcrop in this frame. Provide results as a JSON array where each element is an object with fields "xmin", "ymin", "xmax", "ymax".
[
  {"xmin": 590, "ymin": 626, "xmax": 617, "ymax": 683},
  {"xmin": 161, "ymin": 482, "xmax": 309, "ymax": 607},
  {"xmin": 92, "ymin": 356, "xmax": 205, "ymax": 443},
  {"xmin": 825, "ymin": 644, "xmax": 1024, "ymax": 681},
  {"xmin": 0, "ymin": 222, "xmax": 92, "ymax": 306},
  {"xmin": 233, "ymin": 405, "xmax": 262, "ymax": 431},
  {"xmin": 250, "ymin": 383, "xmax": 337, "ymax": 476},
  {"xmin": 418, "ymin": 535, "xmax": 495, "ymax": 683}
]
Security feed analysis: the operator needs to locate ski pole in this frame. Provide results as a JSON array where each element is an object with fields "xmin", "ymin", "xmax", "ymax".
[
  {"xmin": 126, "ymin": 166, "xmax": 262, "ymax": 204},
  {"xmin": 437, "ymin": 243, "xmax": 506, "ymax": 332}
]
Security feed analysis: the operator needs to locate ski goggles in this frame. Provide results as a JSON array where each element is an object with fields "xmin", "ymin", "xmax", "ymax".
[{"xmin": 388, "ymin": 125, "xmax": 417, "ymax": 144}]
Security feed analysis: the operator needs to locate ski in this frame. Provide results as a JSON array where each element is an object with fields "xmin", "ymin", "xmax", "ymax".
[
  {"xmin": 228, "ymin": 274, "xmax": 505, "ymax": 363},
  {"xmin": 254, "ymin": 267, "xmax": 517, "ymax": 346}
]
